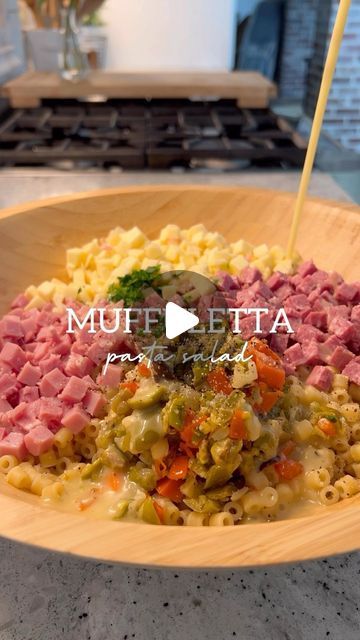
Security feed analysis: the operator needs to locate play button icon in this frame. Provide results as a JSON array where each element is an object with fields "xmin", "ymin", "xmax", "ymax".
[{"xmin": 165, "ymin": 302, "xmax": 199, "ymax": 340}]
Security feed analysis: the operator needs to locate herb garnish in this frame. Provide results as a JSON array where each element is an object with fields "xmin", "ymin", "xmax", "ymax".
[{"xmin": 107, "ymin": 265, "xmax": 161, "ymax": 305}]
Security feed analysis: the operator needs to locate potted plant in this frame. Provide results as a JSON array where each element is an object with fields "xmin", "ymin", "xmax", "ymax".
[{"xmin": 24, "ymin": 0, "xmax": 106, "ymax": 79}]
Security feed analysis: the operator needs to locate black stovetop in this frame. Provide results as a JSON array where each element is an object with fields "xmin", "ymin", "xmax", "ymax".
[{"xmin": 0, "ymin": 99, "xmax": 306, "ymax": 170}]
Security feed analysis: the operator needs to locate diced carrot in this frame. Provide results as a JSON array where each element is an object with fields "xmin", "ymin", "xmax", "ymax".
[
  {"xmin": 229, "ymin": 409, "xmax": 247, "ymax": 439},
  {"xmin": 156, "ymin": 477, "xmax": 183, "ymax": 502},
  {"xmin": 153, "ymin": 501, "xmax": 165, "ymax": 524},
  {"xmin": 281, "ymin": 440, "xmax": 296, "ymax": 457},
  {"xmin": 154, "ymin": 458, "xmax": 167, "ymax": 478},
  {"xmin": 253, "ymin": 351, "xmax": 285, "ymax": 390},
  {"xmin": 105, "ymin": 471, "xmax": 122, "ymax": 492},
  {"xmin": 206, "ymin": 367, "xmax": 233, "ymax": 395},
  {"xmin": 180, "ymin": 409, "xmax": 202, "ymax": 448},
  {"xmin": 274, "ymin": 459, "xmax": 303, "ymax": 481},
  {"xmin": 247, "ymin": 337, "xmax": 282, "ymax": 364},
  {"xmin": 317, "ymin": 418, "xmax": 337, "ymax": 437},
  {"xmin": 168, "ymin": 456, "xmax": 189, "ymax": 480},
  {"xmin": 256, "ymin": 387, "xmax": 282, "ymax": 412},
  {"xmin": 120, "ymin": 381, "xmax": 139, "ymax": 394},
  {"xmin": 138, "ymin": 362, "xmax": 151, "ymax": 377},
  {"xmin": 77, "ymin": 488, "xmax": 100, "ymax": 511}
]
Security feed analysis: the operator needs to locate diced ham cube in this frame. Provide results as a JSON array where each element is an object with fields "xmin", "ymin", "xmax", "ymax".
[
  {"xmin": 39, "ymin": 368, "xmax": 68, "ymax": 397},
  {"xmin": 0, "ymin": 427, "xmax": 5, "ymax": 441},
  {"xmin": 335, "ymin": 282, "xmax": 358, "ymax": 303},
  {"xmin": 83, "ymin": 390, "xmax": 107, "ymax": 418},
  {"xmin": 61, "ymin": 405, "xmax": 90, "ymax": 434},
  {"xmin": 217, "ymin": 272, "xmax": 237, "ymax": 292},
  {"xmin": 297, "ymin": 260, "xmax": 317, "ymax": 278},
  {"xmin": 59, "ymin": 376, "xmax": 89, "ymax": 403},
  {"xmin": 304, "ymin": 311, "xmax": 327, "ymax": 331},
  {"xmin": 0, "ymin": 315, "xmax": 24, "ymax": 339},
  {"xmin": 37, "ymin": 397, "xmax": 64, "ymax": 426},
  {"xmin": 275, "ymin": 284, "xmax": 293, "ymax": 302},
  {"xmin": 0, "ymin": 342, "xmax": 27, "ymax": 372},
  {"xmin": 342, "ymin": 361, "xmax": 360, "ymax": 386},
  {"xmin": 0, "ymin": 372, "xmax": 19, "ymax": 399},
  {"xmin": 248, "ymin": 280, "xmax": 272, "ymax": 300},
  {"xmin": 284, "ymin": 294, "xmax": 310, "ymax": 318},
  {"xmin": 64, "ymin": 354, "xmax": 93, "ymax": 378},
  {"xmin": 53, "ymin": 334, "xmax": 72, "ymax": 356},
  {"xmin": 302, "ymin": 340, "xmax": 323, "ymax": 365},
  {"xmin": 21, "ymin": 316, "xmax": 39, "ymax": 342},
  {"xmin": 351, "ymin": 306, "xmax": 360, "ymax": 323},
  {"xmin": 0, "ymin": 397, "xmax": 12, "ymax": 413},
  {"xmin": 0, "ymin": 432, "xmax": 27, "ymax": 460},
  {"xmin": 306, "ymin": 366, "xmax": 333, "ymax": 391},
  {"xmin": 11, "ymin": 293, "xmax": 29, "ymax": 309},
  {"xmin": 327, "ymin": 346, "xmax": 354, "ymax": 371},
  {"xmin": 269, "ymin": 333, "xmax": 289, "ymax": 354},
  {"xmin": 17, "ymin": 362, "xmax": 41, "ymax": 386},
  {"xmin": 31, "ymin": 341, "xmax": 52, "ymax": 364},
  {"xmin": 19, "ymin": 386, "xmax": 39, "ymax": 403},
  {"xmin": 296, "ymin": 324, "xmax": 324, "ymax": 343},
  {"xmin": 238, "ymin": 266, "xmax": 262, "ymax": 285},
  {"xmin": 284, "ymin": 343, "xmax": 305, "ymax": 368},
  {"xmin": 328, "ymin": 317, "xmax": 355, "ymax": 343},
  {"xmin": 97, "ymin": 364, "xmax": 124, "ymax": 388},
  {"xmin": 24, "ymin": 425, "xmax": 55, "ymax": 456},
  {"xmin": 267, "ymin": 272, "xmax": 287, "ymax": 291},
  {"xmin": 39, "ymin": 354, "xmax": 63, "ymax": 375}
]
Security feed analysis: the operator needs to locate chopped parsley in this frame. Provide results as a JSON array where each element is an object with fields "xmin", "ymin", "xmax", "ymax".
[{"xmin": 107, "ymin": 265, "xmax": 161, "ymax": 305}]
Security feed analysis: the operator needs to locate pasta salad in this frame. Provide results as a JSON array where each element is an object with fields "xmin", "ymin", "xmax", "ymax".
[{"xmin": 0, "ymin": 224, "xmax": 359, "ymax": 527}]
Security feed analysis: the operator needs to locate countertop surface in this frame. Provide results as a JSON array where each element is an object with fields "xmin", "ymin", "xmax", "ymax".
[{"xmin": 0, "ymin": 168, "xmax": 359, "ymax": 640}]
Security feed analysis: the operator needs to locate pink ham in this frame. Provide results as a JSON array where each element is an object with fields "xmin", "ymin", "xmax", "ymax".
[
  {"xmin": 39, "ymin": 354, "xmax": 63, "ymax": 375},
  {"xmin": 238, "ymin": 266, "xmax": 262, "ymax": 285},
  {"xmin": 37, "ymin": 397, "xmax": 64, "ymax": 426},
  {"xmin": 327, "ymin": 346, "xmax": 354, "ymax": 371},
  {"xmin": 335, "ymin": 282, "xmax": 358, "ymax": 303},
  {"xmin": 0, "ymin": 427, "xmax": 5, "ymax": 441},
  {"xmin": 83, "ymin": 390, "xmax": 107, "ymax": 418},
  {"xmin": 39, "ymin": 368, "xmax": 68, "ymax": 397},
  {"xmin": 0, "ymin": 342, "xmax": 27, "ymax": 371},
  {"xmin": 297, "ymin": 260, "xmax": 317, "ymax": 278},
  {"xmin": 17, "ymin": 362, "xmax": 41, "ymax": 386},
  {"xmin": 64, "ymin": 354, "xmax": 93, "ymax": 378},
  {"xmin": 24, "ymin": 425, "xmax": 55, "ymax": 456},
  {"xmin": 0, "ymin": 373, "xmax": 19, "ymax": 399},
  {"xmin": 0, "ymin": 398, "xmax": 12, "ymax": 413},
  {"xmin": 62, "ymin": 405, "xmax": 90, "ymax": 433},
  {"xmin": 342, "ymin": 361, "xmax": 360, "ymax": 386},
  {"xmin": 59, "ymin": 376, "xmax": 89, "ymax": 403},
  {"xmin": 19, "ymin": 386, "xmax": 39, "ymax": 403},
  {"xmin": 0, "ymin": 315, "xmax": 24, "ymax": 339},
  {"xmin": 304, "ymin": 311, "xmax": 327, "ymax": 330},
  {"xmin": 0, "ymin": 432, "xmax": 27, "ymax": 460},
  {"xmin": 351, "ymin": 306, "xmax": 360, "ymax": 323},
  {"xmin": 97, "ymin": 364, "xmax": 124, "ymax": 388},
  {"xmin": 306, "ymin": 366, "xmax": 333, "ymax": 391}
]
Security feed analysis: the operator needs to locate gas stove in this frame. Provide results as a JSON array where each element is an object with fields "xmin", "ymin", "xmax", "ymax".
[{"xmin": 0, "ymin": 99, "xmax": 306, "ymax": 170}]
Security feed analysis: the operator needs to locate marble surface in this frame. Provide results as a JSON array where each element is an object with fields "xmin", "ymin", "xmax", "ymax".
[
  {"xmin": 0, "ymin": 168, "xmax": 353, "ymax": 209},
  {"xmin": 0, "ymin": 168, "xmax": 358, "ymax": 640}
]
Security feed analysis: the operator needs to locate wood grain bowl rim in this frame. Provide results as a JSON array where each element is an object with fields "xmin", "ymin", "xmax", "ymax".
[{"xmin": 0, "ymin": 184, "xmax": 359, "ymax": 569}]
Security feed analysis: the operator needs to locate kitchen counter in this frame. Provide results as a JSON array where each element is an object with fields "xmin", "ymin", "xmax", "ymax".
[{"xmin": 0, "ymin": 169, "xmax": 359, "ymax": 640}]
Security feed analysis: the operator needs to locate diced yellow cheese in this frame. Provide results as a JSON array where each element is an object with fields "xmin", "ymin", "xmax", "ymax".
[
  {"xmin": 122, "ymin": 226, "xmax": 146, "ymax": 248},
  {"xmin": 253, "ymin": 243, "xmax": 269, "ymax": 259},
  {"xmin": 229, "ymin": 255, "xmax": 248, "ymax": 274}
]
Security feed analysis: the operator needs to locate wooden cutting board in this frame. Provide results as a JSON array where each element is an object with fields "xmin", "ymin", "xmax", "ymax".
[
  {"xmin": 2, "ymin": 70, "xmax": 277, "ymax": 108},
  {"xmin": 0, "ymin": 185, "xmax": 359, "ymax": 568}
]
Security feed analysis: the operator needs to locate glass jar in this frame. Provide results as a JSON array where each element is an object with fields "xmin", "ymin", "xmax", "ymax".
[{"xmin": 59, "ymin": 5, "xmax": 89, "ymax": 81}]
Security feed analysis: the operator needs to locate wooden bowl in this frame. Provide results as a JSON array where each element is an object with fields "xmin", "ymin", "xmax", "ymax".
[{"xmin": 0, "ymin": 185, "xmax": 359, "ymax": 568}]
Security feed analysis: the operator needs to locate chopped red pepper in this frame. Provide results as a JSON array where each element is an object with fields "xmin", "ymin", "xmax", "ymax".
[
  {"xmin": 138, "ymin": 362, "xmax": 151, "ymax": 377},
  {"xmin": 317, "ymin": 418, "xmax": 337, "ymax": 437},
  {"xmin": 153, "ymin": 501, "xmax": 165, "ymax": 524},
  {"xmin": 274, "ymin": 459, "xmax": 303, "ymax": 481},
  {"xmin": 206, "ymin": 367, "xmax": 233, "ymax": 395},
  {"xmin": 156, "ymin": 477, "xmax": 183, "ymax": 502},
  {"xmin": 229, "ymin": 409, "xmax": 247, "ymax": 439},
  {"xmin": 120, "ymin": 381, "xmax": 139, "ymax": 394},
  {"xmin": 168, "ymin": 456, "xmax": 189, "ymax": 480}
]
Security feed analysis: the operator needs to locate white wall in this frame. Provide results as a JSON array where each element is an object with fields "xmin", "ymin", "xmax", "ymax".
[{"xmin": 101, "ymin": 0, "xmax": 237, "ymax": 71}]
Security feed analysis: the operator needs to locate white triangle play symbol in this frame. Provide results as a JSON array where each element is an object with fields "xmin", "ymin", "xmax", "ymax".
[{"xmin": 165, "ymin": 302, "xmax": 199, "ymax": 339}]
